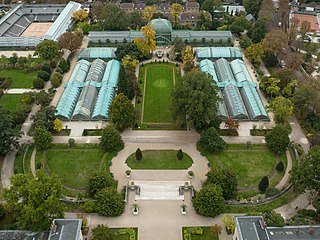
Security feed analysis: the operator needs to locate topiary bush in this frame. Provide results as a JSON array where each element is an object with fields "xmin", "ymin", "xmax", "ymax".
[
  {"xmin": 177, "ymin": 149, "xmax": 183, "ymax": 160},
  {"xmin": 68, "ymin": 138, "xmax": 75, "ymax": 148},
  {"xmin": 135, "ymin": 148, "xmax": 142, "ymax": 161},
  {"xmin": 33, "ymin": 78, "xmax": 45, "ymax": 89},
  {"xmin": 50, "ymin": 72, "xmax": 63, "ymax": 88},
  {"xmin": 265, "ymin": 187, "xmax": 280, "ymax": 198},
  {"xmin": 258, "ymin": 176, "xmax": 269, "ymax": 192},
  {"xmin": 37, "ymin": 70, "xmax": 51, "ymax": 81},
  {"xmin": 276, "ymin": 161, "xmax": 285, "ymax": 172}
]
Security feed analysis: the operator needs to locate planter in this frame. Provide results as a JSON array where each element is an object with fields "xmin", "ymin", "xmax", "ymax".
[
  {"xmin": 126, "ymin": 174, "xmax": 131, "ymax": 178},
  {"xmin": 181, "ymin": 209, "xmax": 187, "ymax": 215},
  {"xmin": 188, "ymin": 175, "xmax": 193, "ymax": 179},
  {"xmin": 133, "ymin": 208, "xmax": 139, "ymax": 215}
]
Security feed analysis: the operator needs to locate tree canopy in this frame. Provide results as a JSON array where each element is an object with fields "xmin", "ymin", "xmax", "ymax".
[
  {"xmin": 99, "ymin": 125, "xmax": 124, "ymax": 152},
  {"xmin": 171, "ymin": 71, "xmax": 220, "ymax": 129},
  {"xmin": 91, "ymin": 225, "xmax": 115, "ymax": 240},
  {"xmin": 88, "ymin": 171, "xmax": 116, "ymax": 197},
  {"xmin": 268, "ymin": 96, "xmax": 294, "ymax": 124},
  {"xmin": 0, "ymin": 107, "xmax": 21, "ymax": 156},
  {"xmin": 265, "ymin": 124, "xmax": 290, "ymax": 153},
  {"xmin": 33, "ymin": 127, "xmax": 53, "ymax": 150},
  {"xmin": 198, "ymin": 127, "xmax": 226, "ymax": 153},
  {"xmin": 95, "ymin": 187, "xmax": 125, "ymax": 216},
  {"xmin": 99, "ymin": 4, "xmax": 128, "ymax": 30},
  {"xmin": 35, "ymin": 40, "xmax": 60, "ymax": 60},
  {"xmin": 109, "ymin": 93, "xmax": 135, "ymax": 131},
  {"xmin": 192, "ymin": 184, "xmax": 224, "ymax": 217},
  {"xmin": 205, "ymin": 168, "xmax": 238, "ymax": 200},
  {"xmin": 58, "ymin": 32, "xmax": 83, "ymax": 52},
  {"xmin": 4, "ymin": 170, "xmax": 64, "ymax": 230},
  {"xmin": 245, "ymin": 43, "xmax": 265, "ymax": 64},
  {"xmin": 262, "ymin": 30, "xmax": 288, "ymax": 56}
]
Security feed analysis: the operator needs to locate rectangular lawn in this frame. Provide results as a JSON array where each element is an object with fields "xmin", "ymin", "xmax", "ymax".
[
  {"xmin": 0, "ymin": 94, "xmax": 21, "ymax": 112},
  {"xmin": 45, "ymin": 149, "xmax": 111, "ymax": 188},
  {"xmin": 183, "ymin": 227, "xmax": 219, "ymax": 240},
  {"xmin": 142, "ymin": 64, "xmax": 175, "ymax": 123},
  {"xmin": 206, "ymin": 151, "xmax": 277, "ymax": 189},
  {"xmin": 0, "ymin": 69, "xmax": 37, "ymax": 88}
]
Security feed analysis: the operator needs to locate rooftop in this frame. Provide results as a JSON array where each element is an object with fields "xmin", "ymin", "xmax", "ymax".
[
  {"xmin": 48, "ymin": 219, "xmax": 82, "ymax": 240},
  {"xmin": 267, "ymin": 226, "xmax": 320, "ymax": 240},
  {"xmin": 235, "ymin": 216, "xmax": 269, "ymax": 240},
  {"xmin": 0, "ymin": 230, "xmax": 48, "ymax": 240}
]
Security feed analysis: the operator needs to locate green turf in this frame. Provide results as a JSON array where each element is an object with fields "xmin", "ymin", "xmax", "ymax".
[
  {"xmin": 183, "ymin": 227, "xmax": 219, "ymax": 240},
  {"xmin": 45, "ymin": 149, "xmax": 112, "ymax": 188},
  {"xmin": 0, "ymin": 94, "xmax": 21, "ymax": 112},
  {"xmin": 0, "ymin": 69, "xmax": 37, "ymax": 88},
  {"xmin": 205, "ymin": 151, "xmax": 277, "ymax": 189},
  {"xmin": 126, "ymin": 150, "xmax": 193, "ymax": 169},
  {"xmin": 142, "ymin": 64, "xmax": 175, "ymax": 123}
]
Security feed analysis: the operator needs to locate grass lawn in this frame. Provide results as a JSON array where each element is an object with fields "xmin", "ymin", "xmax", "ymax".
[
  {"xmin": 45, "ymin": 149, "xmax": 112, "ymax": 188},
  {"xmin": 142, "ymin": 63, "xmax": 176, "ymax": 123},
  {"xmin": 126, "ymin": 150, "xmax": 193, "ymax": 169},
  {"xmin": 0, "ymin": 94, "xmax": 21, "ymax": 112},
  {"xmin": 183, "ymin": 227, "xmax": 219, "ymax": 240},
  {"xmin": 112, "ymin": 228, "xmax": 138, "ymax": 240},
  {"xmin": 205, "ymin": 151, "xmax": 277, "ymax": 189},
  {"xmin": 0, "ymin": 69, "xmax": 37, "ymax": 88},
  {"xmin": 14, "ymin": 144, "xmax": 34, "ymax": 174}
]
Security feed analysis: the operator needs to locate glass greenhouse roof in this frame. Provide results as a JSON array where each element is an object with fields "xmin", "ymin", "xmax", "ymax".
[
  {"xmin": 196, "ymin": 47, "xmax": 242, "ymax": 59},
  {"xmin": 78, "ymin": 48, "xmax": 117, "ymax": 60}
]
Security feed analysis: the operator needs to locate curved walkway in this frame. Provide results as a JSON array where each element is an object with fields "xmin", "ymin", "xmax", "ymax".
[{"xmin": 275, "ymin": 150, "xmax": 292, "ymax": 190}]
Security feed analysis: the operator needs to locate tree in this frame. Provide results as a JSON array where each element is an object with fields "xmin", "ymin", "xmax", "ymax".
[
  {"xmin": 278, "ymin": 0, "xmax": 290, "ymax": 31},
  {"xmin": 229, "ymin": 16, "xmax": 251, "ymax": 35},
  {"xmin": 134, "ymin": 24, "xmax": 156, "ymax": 58},
  {"xmin": 276, "ymin": 161, "xmax": 285, "ymax": 172},
  {"xmin": 258, "ymin": 0, "xmax": 274, "ymax": 23},
  {"xmin": 99, "ymin": 4, "xmax": 128, "ymax": 31},
  {"xmin": 300, "ymin": 20, "xmax": 311, "ymax": 41},
  {"xmin": 239, "ymin": 36, "xmax": 253, "ymax": 49},
  {"xmin": 91, "ymin": 225, "xmax": 115, "ymax": 240},
  {"xmin": 260, "ymin": 77, "xmax": 280, "ymax": 98},
  {"xmin": 198, "ymin": 127, "xmax": 226, "ymax": 153},
  {"xmin": 135, "ymin": 148, "xmax": 142, "ymax": 161},
  {"xmin": 95, "ymin": 187, "xmax": 125, "ymax": 216},
  {"xmin": 292, "ymin": 84, "xmax": 319, "ymax": 118},
  {"xmin": 37, "ymin": 70, "xmax": 50, "ymax": 82},
  {"xmin": 205, "ymin": 168, "xmax": 238, "ymax": 200},
  {"xmin": 142, "ymin": 6, "xmax": 155, "ymax": 22},
  {"xmin": 88, "ymin": 171, "xmax": 116, "ymax": 197},
  {"xmin": 265, "ymin": 125, "xmax": 290, "ymax": 153},
  {"xmin": 3, "ymin": 170, "xmax": 63, "ymax": 230},
  {"xmin": 243, "ymin": 0, "xmax": 261, "ymax": 17},
  {"xmin": 35, "ymin": 90, "xmax": 50, "ymax": 107},
  {"xmin": 263, "ymin": 211, "xmax": 285, "ymax": 227},
  {"xmin": 262, "ymin": 30, "xmax": 288, "ymax": 56},
  {"xmin": 35, "ymin": 40, "xmax": 60, "ymax": 60},
  {"xmin": 117, "ymin": 65, "xmax": 135, "ymax": 99},
  {"xmin": 115, "ymin": 43, "xmax": 143, "ymax": 61},
  {"xmin": 170, "ymin": 3, "xmax": 183, "ymax": 27},
  {"xmin": 109, "ymin": 93, "xmax": 135, "ymax": 131},
  {"xmin": 292, "ymin": 145, "xmax": 320, "ymax": 194},
  {"xmin": 275, "ymin": 67, "xmax": 295, "ymax": 89},
  {"xmin": 281, "ymin": 79, "xmax": 297, "ymax": 98},
  {"xmin": 171, "ymin": 71, "xmax": 220, "ymax": 129},
  {"xmin": 33, "ymin": 127, "xmax": 53, "ymax": 150},
  {"xmin": 50, "ymin": 72, "xmax": 63, "ymax": 88},
  {"xmin": 29, "ymin": 106, "xmax": 56, "ymax": 135},
  {"xmin": 192, "ymin": 184, "xmax": 224, "ymax": 217},
  {"xmin": 258, "ymin": 176, "xmax": 269, "ymax": 192},
  {"xmin": 100, "ymin": 125, "xmax": 124, "ymax": 152},
  {"xmin": 0, "ymin": 107, "xmax": 21, "ymax": 156},
  {"xmin": 128, "ymin": 11, "xmax": 143, "ymax": 30},
  {"xmin": 248, "ymin": 21, "xmax": 266, "ymax": 43},
  {"xmin": 58, "ymin": 32, "xmax": 83, "ymax": 52},
  {"xmin": 177, "ymin": 149, "xmax": 183, "ymax": 160},
  {"xmin": 201, "ymin": 0, "xmax": 223, "ymax": 18},
  {"xmin": 182, "ymin": 45, "xmax": 194, "ymax": 71},
  {"xmin": 222, "ymin": 215, "xmax": 236, "ymax": 234},
  {"xmin": 72, "ymin": 9, "xmax": 88, "ymax": 22},
  {"xmin": 245, "ymin": 43, "xmax": 265, "ymax": 64},
  {"xmin": 268, "ymin": 96, "xmax": 294, "ymax": 124},
  {"xmin": 53, "ymin": 118, "xmax": 63, "ymax": 132}
]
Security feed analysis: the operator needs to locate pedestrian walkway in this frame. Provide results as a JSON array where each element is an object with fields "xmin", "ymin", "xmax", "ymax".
[
  {"xmin": 6, "ymin": 88, "xmax": 40, "ymax": 94},
  {"xmin": 275, "ymin": 150, "xmax": 292, "ymax": 190}
]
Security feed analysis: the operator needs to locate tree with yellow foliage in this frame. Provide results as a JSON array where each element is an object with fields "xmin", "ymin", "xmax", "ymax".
[
  {"xmin": 72, "ymin": 9, "xmax": 89, "ymax": 22},
  {"xmin": 142, "ymin": 6, "xmax": 155, "ymax": 22},
  {"xmin": 182, "ymin": 45, "xmax": 194, "ymax": 72},
  {"xmin": 53, "ymin": 118, "xmax": 63, "ymax": 132},
  {"xmin": 134, "ymin": 24, "xmax": 156, "ymax": 58},
  {"xmin": 170, "ymin": 3, "xmax": 183, "ymax": 27},
  {"xmin": 121, "ymin": 55, "xmax": 139, "ymax": 71}
]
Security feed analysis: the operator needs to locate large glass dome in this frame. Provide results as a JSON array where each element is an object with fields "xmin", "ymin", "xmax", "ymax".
[{"xmin": 150, "ymin": 18, "xmax": 172, "ymax": 35}]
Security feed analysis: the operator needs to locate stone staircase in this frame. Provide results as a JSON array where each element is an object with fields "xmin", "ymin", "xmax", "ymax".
[{"xmin": 134, "ymin": 181, "xmax": 188, "ymax": 200}]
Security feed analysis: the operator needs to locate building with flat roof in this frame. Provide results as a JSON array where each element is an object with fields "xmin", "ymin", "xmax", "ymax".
[
  {"xmin": 88, "ymin": 18, "xmax": 232, "ymax": 46},
  {"xmin": 0, "ymin": 1, "xmax": 81, "ymax": 48},
  {"xmin": 234, "ymin": 216, "xmax": 320, "ymax": 240},
  {"xmin": 48, "ymin": 219, "xmax": 82, "ymax": 240}
]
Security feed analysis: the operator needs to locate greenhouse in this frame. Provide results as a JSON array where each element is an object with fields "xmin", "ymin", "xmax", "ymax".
[
  {"xmin": 55, "ymin": 59, "xmax": 120, "ymax": 121},
  {"xmin": 199, "ymin": 59, "xmax": 229, "ymax": 119},
  {"xmin": 199, "ymin": 58, "xmax": 268, "ymax": 121},
  {"xmin": 196, "ymin": 47, "xmax": 243, "ymax": 61},
  {"xmin": 92, "ymin": 60, "xmax": 121, "ymax": 120},
  {"xmin": 230, "ymin": 59, "xmax": 268, "ymax": 120},
  {"xmin": 88, "ymin": 18, "xmax": 232, "ymax": 46},
  {"xmin": 78, "ymin": 48, "xmax": 117, "ymax": 61},
  {"xmin": 55, "ymin": 60, "xmax": 91, "ymax": 120}
]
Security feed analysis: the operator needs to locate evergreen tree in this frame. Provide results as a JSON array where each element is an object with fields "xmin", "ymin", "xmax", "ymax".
[
  {"xmin": 258, "ymin": 176, "xmax": 269, "ymax": 192},
  {"xmin": 135, "ymin": 148, "xmax": 142, "ymax": 161}
]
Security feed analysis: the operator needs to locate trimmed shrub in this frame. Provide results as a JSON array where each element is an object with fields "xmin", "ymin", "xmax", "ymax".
[
  {"xmin": 58, "ymin": 59, "xmax": 70, "ymax": 73},
  {"xmin": 265, "ymin": 187, "xmax": 280, "ymax": 197},
  {"xmin": 135, "ymin": 148, "xmax": 142, "ymax": 161},
  {"xmin": 33, "ymin": 78, "xmax": 45, "ymax": 89},
  {"xmin": 198, "ymin": 127, "xmax": 226, "ymax": 153},
  {"xmin": 50, "ymin": 72, "xmax": 63, "ymax": 88},
  {"xmin": 258, "ymin": 176, "xmax": 269, "ymax": 192},
  {"xmin": 37, "ymin": 70, "xmax": 50, "ymax": 81},
  {"xmin": 41, "ymin": 63, "xmax": 52, "ymax": 74},
  {"xmin": 177, "ymin": 149, "xmax": 183, "ymax": 160},
  {"xmin": 83, "ymin": 201, "xmax": 96, "ymax": 213},
  {"xmin": 276, "ymin": 161, "xmax": 285, "ymax": 172},
  {"xmin": 55, "ymin": 67, "xmax": 63, "ymax": 74},
  {"xmin": 68, "ymin": 138, "xmax": 75, "ymax": 148}
]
